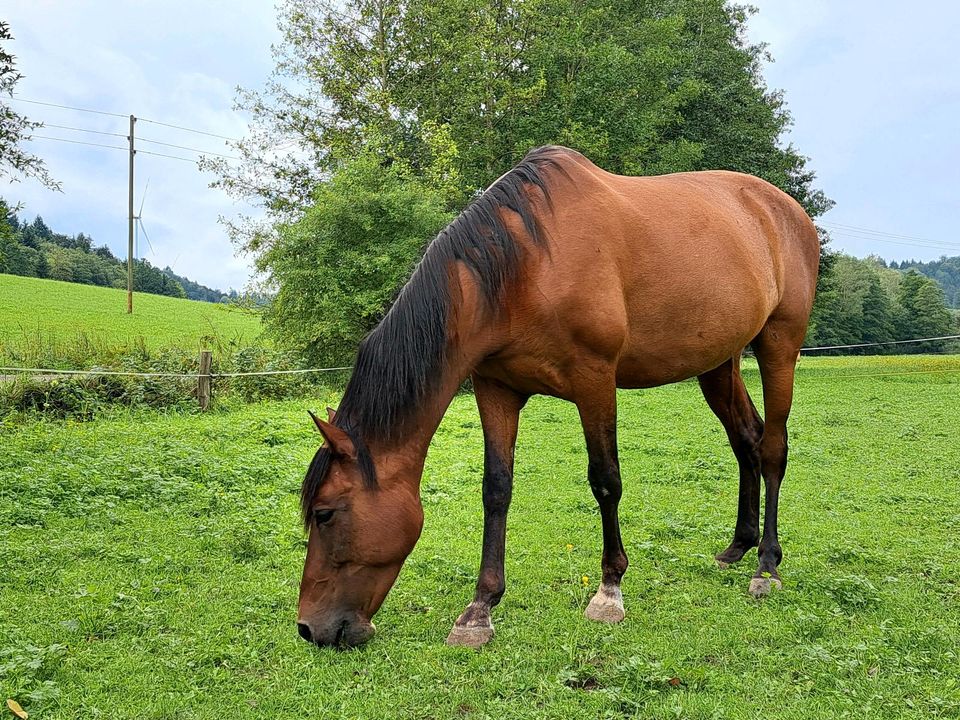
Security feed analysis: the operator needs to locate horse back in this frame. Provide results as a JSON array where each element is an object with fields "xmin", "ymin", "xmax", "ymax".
[{"xmin": 475, "ymin": 150, "xmax": 819, "ymax": 394}]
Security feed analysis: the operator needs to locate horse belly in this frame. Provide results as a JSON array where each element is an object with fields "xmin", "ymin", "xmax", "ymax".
[{"xmin": 613, "ymin": 282, "xmax": 774, "ymax": 388}]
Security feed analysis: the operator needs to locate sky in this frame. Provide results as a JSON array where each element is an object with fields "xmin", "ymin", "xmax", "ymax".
[{"xmin": 3, "ymin": 1, "xmax": 959, "ymax": 292}]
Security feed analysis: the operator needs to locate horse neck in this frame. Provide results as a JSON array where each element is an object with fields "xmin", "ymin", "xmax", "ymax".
[{"xmin": 369, "ymin": 278, "xmax": 494, "ymax": 488}]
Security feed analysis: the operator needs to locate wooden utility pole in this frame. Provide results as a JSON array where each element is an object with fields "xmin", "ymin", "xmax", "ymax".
[{"xmin": 127, "ymin": 114, "xmax": 137, "ymax": 314}]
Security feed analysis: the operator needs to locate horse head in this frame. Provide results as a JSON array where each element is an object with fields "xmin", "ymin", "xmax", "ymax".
[{"xmin": 296, "ymin": 409, "xmax": 423, "ymax": 648}]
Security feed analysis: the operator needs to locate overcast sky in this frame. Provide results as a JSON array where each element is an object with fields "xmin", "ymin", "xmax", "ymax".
[{"xmin": 3, "ymin": 1, "xmax": 959, "ymax": 291}]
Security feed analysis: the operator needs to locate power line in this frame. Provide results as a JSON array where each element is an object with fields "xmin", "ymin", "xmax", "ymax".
[
  {"xmin": 137, "ymin": 136, "xmax": 241, "ymax": 160},
  {"xmin": 8, "ymin": 96, "xmax": 128, "ymax": 118},
  {"xmin": 139, "ymin": 117, "xmax": 238, "ymax": 142},
  {"xmin": 822, "ymin": 221, "xmax": 943, "ymax": 244},
  {"xmin": 42, "ymin": 123, "xmax": 129, "ymax": 139},
  {"xmin": 827, "ymin": 230, "xmax": 960, "ymax": 253},
  {"xmin": 27, "ymin": 133, "xmax": 213, "ymax": 164},
  {"xmin": 137, "ymin": 148, "xmax": 198, "ymax": 163},
  {"xmin": 11, "ymin": 95, "xmax": 241, "ymax": 142},
  {"xmin": 822, "ymin": 222, "xmax": 960, "ymax": 252},
  {"xmin": 27, "ymin": 134, "xmax": 128, "ymax": 152}
]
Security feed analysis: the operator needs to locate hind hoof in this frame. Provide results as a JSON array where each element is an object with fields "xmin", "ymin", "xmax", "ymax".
[
  {"xmin": 748, "ymin": 576, "xmax": 783, "ymax": 598},
  {"xmin": 715, "ymin": 559, "xmax": 731, "ymax": 570},
  {"xmin": 446, "ymin": 623, "xmax": 494, "ymax": 648},
  {"xmin": 584, "ymin": 584, "xmax": 625, "ymax": 623}
]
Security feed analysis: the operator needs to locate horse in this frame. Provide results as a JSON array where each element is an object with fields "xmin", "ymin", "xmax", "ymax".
[{"xmin": 296, "ymin": 145, "xmax": 819, "ymax": 649}]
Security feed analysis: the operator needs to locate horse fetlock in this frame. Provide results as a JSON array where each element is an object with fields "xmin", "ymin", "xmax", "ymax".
[
  {"xmin": 584, "ymin": 584, "xmax": 625, "ymax": 624},
  {"xmin": 715, "ymin": 539, "xmax": 756, "ymax": 567}
]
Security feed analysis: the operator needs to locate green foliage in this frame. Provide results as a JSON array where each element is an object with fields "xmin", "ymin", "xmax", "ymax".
[
  {"xmin": 218, "ymin": 0, "xmax": 830, "ymax": 218},
  {"xmin": 1, "ymin": 359, "xmax": 958, "ymax": 717},
  {"xmin": 262, "ymin": 149, "xmax": 452, "ymax": 363},
  {"xmin": 206, "ymin": 0, "xmax": 834, "ymax": 363},
  {"xmin": 893, "ymin": 256, "xmax": 960, "ymax": 308},
  {"xmin": 807, "ymin": 256, "xmax": 957, "ymax": 352}
]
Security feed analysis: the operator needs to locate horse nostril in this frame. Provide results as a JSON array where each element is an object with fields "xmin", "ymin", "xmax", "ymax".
[{"xmin": 297, "ymin": 622, "xmax": 313, "ymax": 643}]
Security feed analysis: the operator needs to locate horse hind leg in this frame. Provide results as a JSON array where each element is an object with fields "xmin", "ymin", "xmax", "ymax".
[
  {"xmin": 697, "ymin": 355, "xmax": 763, "ymax": 568},
  {"xmin": 748, "ymin": 319, "xmax": 804, "ymax": 597}
]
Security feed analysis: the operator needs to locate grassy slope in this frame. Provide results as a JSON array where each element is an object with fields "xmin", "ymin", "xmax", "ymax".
[
  {"xmin": 1, "ymin": 356, "xmax": 958, "ymax": 718},
  {"xmin": 0, "ymin": 274, "xmax": 261, "ymax": 352}
]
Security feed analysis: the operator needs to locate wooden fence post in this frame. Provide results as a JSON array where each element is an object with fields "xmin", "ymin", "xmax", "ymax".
[{"xmin": 198, "ymin": 350, "xmax": 212, "ymax": 411}]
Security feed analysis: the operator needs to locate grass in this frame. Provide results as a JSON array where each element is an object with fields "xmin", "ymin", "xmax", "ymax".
[
  {"xmin": 0, "ymin": 274, "xmax": 262, "ymax": 360},
  {"xmin": 1, "ymin": 355, "xmax": 959, "ymax": 718}
]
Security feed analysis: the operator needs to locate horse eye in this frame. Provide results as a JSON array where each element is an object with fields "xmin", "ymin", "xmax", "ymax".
[{"xmin": 314, "ymin": 508, "xmax": 335, "ymax": 526}]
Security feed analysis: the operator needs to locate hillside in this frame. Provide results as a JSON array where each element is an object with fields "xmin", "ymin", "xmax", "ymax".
[
  {"xmin": 1, "ymin": 204, "xmax": 228, "ymax": 302},
  {"xmin": 0, "ymin": 273, "xmax": 262, "ymax": 352}
]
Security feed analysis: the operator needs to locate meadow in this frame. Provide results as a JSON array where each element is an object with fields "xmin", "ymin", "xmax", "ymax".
[
  {"xmin": 0, "ymin": 274, "xmax": 262, "ymax": 363},
  {"xmin": 1, "ymin": 355, "xmax": 958, "ymax": 719}
]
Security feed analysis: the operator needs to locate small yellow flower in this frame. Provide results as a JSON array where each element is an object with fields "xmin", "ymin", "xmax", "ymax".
[
  {"xmin": 565, "ymin": 544, "xmax": 574, "ymax": 552},
  {"xmin": 581, "ymin": 575, "xmax": 590, "ymax": 587}
]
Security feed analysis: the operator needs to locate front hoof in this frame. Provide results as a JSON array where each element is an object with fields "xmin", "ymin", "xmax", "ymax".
[
  {"xmin": 584, "ymin": 584, "xmax": 625, "ymax": 624},
  {"xmin": 446, "ymin": 623, "xmax": 494, "ymax": 648},
  {"xmin": 748, "ymin": 575, "xmax": 783, "ymax": 598}
]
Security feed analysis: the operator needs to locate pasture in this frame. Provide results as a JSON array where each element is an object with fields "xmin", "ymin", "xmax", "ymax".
[
  {"xmin": 0, "ymin": 274, "xmax": 262, "ymax": 361},
  {"xmin": 1, "ymin": 355, "xmax": 958, "ymax": 718}
]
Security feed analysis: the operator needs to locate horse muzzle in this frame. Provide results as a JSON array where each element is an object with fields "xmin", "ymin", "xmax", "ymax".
[{"xmin": 296, "ymin": 614, "xmax": 375, "ymax": 649}]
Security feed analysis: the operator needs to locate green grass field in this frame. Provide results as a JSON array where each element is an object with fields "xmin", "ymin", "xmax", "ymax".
[
  {"xmin": 0, "ymin": 274, "xmax": 262, "ymax": 357},
  {"xmin": 1, "ymin": 356, "xmax": 958, "ymax": 718}
]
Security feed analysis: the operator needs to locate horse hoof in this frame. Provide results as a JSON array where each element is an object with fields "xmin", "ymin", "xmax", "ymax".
[
  {"xmin": 715, "ymin": 559, "xmax": 730, "ymax": 570},
  {"xmin": 748, "ymin": 576, "xmax": 783, "ymax": 598},
  {"xmin": 445, "ymin": 623, "xmax": 494, "ymax": 648},
  {"xmin": 584, "ymin": 585, "xmax": 625, "ymax": 624}
]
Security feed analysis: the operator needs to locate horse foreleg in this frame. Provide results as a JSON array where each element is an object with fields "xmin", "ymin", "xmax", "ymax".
[
  {"xmin": 577, "ymin": 383, "xmax": 629, "ymax": 624},
  {"xmin": 446, "ymin": 376, "xmax": 527, "ymax": 647}
]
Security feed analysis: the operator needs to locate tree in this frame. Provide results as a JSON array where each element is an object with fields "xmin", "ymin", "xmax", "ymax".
[
  {"xmin": 210, "ymin": 0, "xmax": 832, "ymax": 229},
  {"xmin": 262, "ymin": 148, "xmax": 452, "ymax": 363},
  {"xmin": 209, "ymin": 0, "xmax": 834, "ymax": 359},
  {"xmin": 897, "ymin": 270, "xmax": 953, "ymax": 350},
  {"xmin": 0, "ymin": 21, "xmax": 59, "ymax": 190}
]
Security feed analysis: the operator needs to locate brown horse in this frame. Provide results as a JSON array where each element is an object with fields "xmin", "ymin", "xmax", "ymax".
[{"xmin": 297, "ymin": 146, "xmax": 819, "ymax": 648}]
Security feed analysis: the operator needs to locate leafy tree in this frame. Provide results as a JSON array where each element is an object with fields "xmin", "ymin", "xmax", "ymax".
[
  {"xmin": 210, "ymin": 0, "xmax": 832, "ymax": 226},
  {"xmin": 806, "ymin": 256, "xmax": 955, "ymax": 353},
  {"xmin": 860, "ymin": 273, "xmax": 896, "ymax": 345},
  {"xmin": 262, "ymin": 148, "xmax": 452, "ymax": 363},
  {"xmin": 896, "ymin": 256, "xmax": 960, "ymax": 308},
  {"xmin": 896, "ymin": 270, "xmax": 954, "ymax": 350},
  {"xmin": 0, "ymin": 21, "xmax": 59, "ymax": 190}
]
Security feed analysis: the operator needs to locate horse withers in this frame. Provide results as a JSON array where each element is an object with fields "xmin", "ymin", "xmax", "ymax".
[{"xmin": 296, "ymin": 146, "xmax": 819, "ymax": 648}]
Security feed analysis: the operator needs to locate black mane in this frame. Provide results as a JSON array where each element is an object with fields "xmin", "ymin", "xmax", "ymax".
[{"xmin": 301, "ymin": 146, "xmax": 567, "ymax": 524}]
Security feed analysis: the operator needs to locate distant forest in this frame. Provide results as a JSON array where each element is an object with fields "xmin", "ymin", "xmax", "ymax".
[
  {"xmin": 890, "ymin": 257, "xmax": 960, "ymax": 308},
  {"xmin": 807, "ymin": 254, "xmax": 957, "ymax": 352},
  {"xmin": 0, "ymin": 200, "xmax": 232, "ymax": 302}
]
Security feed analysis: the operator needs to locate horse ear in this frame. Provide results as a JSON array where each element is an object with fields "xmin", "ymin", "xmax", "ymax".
[
  {"xmin": 308, "ymin": 410, "xmax": 356, "ymax": 460},
  {"xmin": 326, "ymin": 406, "xmax": 337, "ymax": 422}
]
